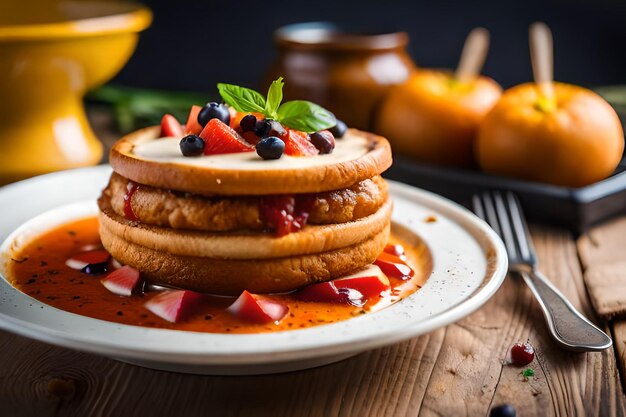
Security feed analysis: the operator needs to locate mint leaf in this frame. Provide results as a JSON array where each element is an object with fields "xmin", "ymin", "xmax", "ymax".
[
  {"xmin": 217, "ymin": 83, "xmax": 265, "ymax": 113},
  {"xmin": 265, "ymin": 77, "xmax": 284, "ymax": 119},
  {"xmin": 277, "ymin": 100, "xmax": 336, "ymax": 133}
]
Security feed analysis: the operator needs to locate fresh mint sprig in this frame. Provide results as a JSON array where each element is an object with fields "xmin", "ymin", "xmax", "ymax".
[{"xmin": 217, "ymin": 77, "xmax": 336, "ymax": 133}]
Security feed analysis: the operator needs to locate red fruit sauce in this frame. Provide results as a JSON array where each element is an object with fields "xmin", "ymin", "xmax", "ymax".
[
  {"xmin": 259, "ymin": 195, "xmax": 314, "ymax": 236},
  {"xmin": 123, "ymin": 182, "xmax": 140, "ymax": 221},
  {"xmin": 6, "ymin": 217, "xmax": 431, "ymax": 334}
]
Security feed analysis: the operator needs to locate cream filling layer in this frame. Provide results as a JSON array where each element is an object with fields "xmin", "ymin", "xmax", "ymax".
[{"xmin": 132, "ymin": 131, "xmax": 370, "ymax": 171}]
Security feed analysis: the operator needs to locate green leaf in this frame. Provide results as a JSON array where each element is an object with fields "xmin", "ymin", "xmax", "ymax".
[
  {"xmin": 265, "ymin": 77, "xmax": 284, "ymax": 119},
  {"xmin": 277, "ymin": 100, "xmax": 336, "ymax": 133},
  {"xmin": 522, "ymin": 368, "xmax": 535, "ymax": 378},
  {"xmin": 217, "ymin": 83, "xmax": 266, "ymax": 113}
]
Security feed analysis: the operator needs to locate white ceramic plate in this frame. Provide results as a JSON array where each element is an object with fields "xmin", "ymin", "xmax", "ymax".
[{"xmin": 0, "ymin": 166, "xmax": 507, "ymax": 375}]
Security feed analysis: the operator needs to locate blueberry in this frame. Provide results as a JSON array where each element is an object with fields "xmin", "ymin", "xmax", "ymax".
[
  {"xmin": 198, "ymin": 102, "xmax": 230, "ymax": 127},
  {"xmin": 329, "ymin": 119, "xmax": 347, "ymax": 138},
  {"xmin": 240, "ymin": 114, "xmax": 257, "ymax": 132},
  {"xmin": 180, "ymin": 135, "xmax": 205, "ymax": 156},
  {"xmin": 490, "ymin": 404, "xmax": 516, "ymax": 417},
  {"xmin": 256, "ymin": 136, "xmax": 285, "ymax": 160},
  {"xmin": 255, "ymin": 119, "xmax": 270, "ymax": 137},
  {"xmin": 255, "ymin": 119, "xmax": 285, "ymax": 138},
  {"xmin": 310, "ymin": 131, "xmax": 335, "ymax": 154},
  {"xmin": 81, "ymin": 262, "xmax": 108, "ymax": 275}
]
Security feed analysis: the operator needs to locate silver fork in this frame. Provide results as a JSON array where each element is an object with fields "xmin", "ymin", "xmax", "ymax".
[{"xmin": 473, "ymin": 191, "xmax": 612, "ymax": 352}]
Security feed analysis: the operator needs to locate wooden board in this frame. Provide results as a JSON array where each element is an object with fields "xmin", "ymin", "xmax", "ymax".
[{"xmin": 1, "ymin": 226, "xmax": 624, "ymax": 417}]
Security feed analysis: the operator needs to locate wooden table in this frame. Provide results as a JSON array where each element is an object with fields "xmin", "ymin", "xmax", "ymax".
[{"xmin": 1, "ymin": 113, "xmax": 626, "ymax": 416}]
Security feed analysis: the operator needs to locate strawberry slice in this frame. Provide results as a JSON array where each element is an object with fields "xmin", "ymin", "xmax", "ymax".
[
  {"xmin": 160, "ymin": 114, "xmax": 184, "ymax": 137},
  {"xmin": 333, "ymin": 265, "xmax": 390, "ymax": 298},
  {"xmin": 184, "ymin": 105, "xmax": 203, "ymax": 135},
  {"xmin": 384, "ymin": 243, "xmax": 406, "ymax": 260},
  {"xmin": 144, "ymin": 290, "xmax": 204, "ymax": 323},
  {"xmin": 66, "ymin": 250, "xmax": 111, "ymax": 270},
  {"xmin": 101, "ymin": 266, "xmax": 141, "ymax": 296},
  {"xmin": 297, "ymin": 282, "xmax": 365, "ymax": 306},
  {"xmin": 226, "ymin": 290, "xmax": 289, "ymax": 323},
  {"xmin": 374, "ymin": 252, "xmax": 414, "ymax": 280},
  {"xmin": 281, "ymin": 129, "xmax": 319, "ymax": 156},
  {"xmin": 199, "ymin": 119, "xmax": 254, "ymax": 155}
]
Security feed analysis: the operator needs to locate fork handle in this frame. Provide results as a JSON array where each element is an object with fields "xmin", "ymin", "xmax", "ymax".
[{"xmin": 519, "ymin": 269, "xmax": 612, "ymax": 352}]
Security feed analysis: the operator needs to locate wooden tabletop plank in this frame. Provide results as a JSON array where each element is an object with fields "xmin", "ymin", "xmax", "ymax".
[
  {"xmin": 577, "ymin": 216, "xmax": 626, "ymax": 399},
  {"xmin": 1, "ymin": 226, "xmax": 624, "ymax": 417}
]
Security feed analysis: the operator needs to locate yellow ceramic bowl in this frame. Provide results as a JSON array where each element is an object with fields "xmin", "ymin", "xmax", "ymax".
[{"xmin": 0, "ymin": 1, "xmax": 151, "ymax": 184}]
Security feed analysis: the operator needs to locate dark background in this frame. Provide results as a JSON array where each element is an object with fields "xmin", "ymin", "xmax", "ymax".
[{"xmin": 112, "ymin": 0, "xmax": 626, "ymax": 95}]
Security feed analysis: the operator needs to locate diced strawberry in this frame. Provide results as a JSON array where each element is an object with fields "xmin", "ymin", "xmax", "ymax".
[
  {"xmin": 66, "ymin": 250, "xmax": 111, "ymax": 270},
  {"xmin": 144, "ymin": 290, "xmax": 204, "ymax": 323},
  {"xmin": 374, "ymin": 252, "xmax": 414, "ymax": 280},
  {"xmin": 184, "ymin": 105, "xmax": 203, "ymax": 135},
  {"xmin": 333, "ymin": 265, "xmax": 390, "ymax": 298},
  {"xmin": 384, "ymin": 243, "xmax": 406, "ymax": 259},
  {"xmin": 297, "ymin": 282, "xmax": 365, "ymax": 306},
  {"xmin": 281, "ymin": 129, "xmax": 319, "ymax": 157},
  {"xmin": 226, "ymin": 290, "xmax": 289, "ymax": 323},
  {"xmin": 241, "ymin": 131, "xmax": 260, "ymax": 146},
  {"xmin": 200, "ymin": 119, "xmax": 254, "ymax": 155},
  {"xmin": 160, "ymin": 114, "xmax": 184, "ymax": 137},
  {"xmin": 101, "ymin": 266, "xmax": 141, "ymax": 296}
]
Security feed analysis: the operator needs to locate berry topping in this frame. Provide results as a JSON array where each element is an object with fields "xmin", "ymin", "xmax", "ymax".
[
  {"xmin": 144, "ymin": 290, "xmax": 204, "ymax": 323},
  {"xmin": 333, "ymin": 265, "xmax": 390, "ymax": 298},
  {"xmin": 255, "ymin": 119, "xmax": 286, "ymax": 138},
  {"xmin": 374, "ymin": 252, "xmax": 414, "ymax": 280},
  {"xmin": 184, "ymin": 105, "xmax": 203, "ymax": 135},
  {"xmin": 329, "ymin": 119, "xmax": 348, "ymax": 138},
  {"xmin": 226, "ymin": 290, "xmax": 289, "ymax": 323},
  {"xmin": 199, "ymin": 119, "xmax": 254, "ymax": 155},
  {"xmin": 66, "ymin": 250, "xmax": 111, "ymax": 271},
  {"xmin": 384, "ymin": 243, "xmax": 406, "ymax": 258},
  {"xmin": 123, "ymin": 182, "xmax": 140, "ymax": 221},
  {"xmin": 81, "ymin": 262, "xmax": 109, "ymax": 276},
  {"xmin": 281, "ymin": 129, "xmax": 319, "ymax": 157},
  {"xmin": 179, "ymin": 135, "xmax": 205, "ymax": 156},
  {"xmin": 310, "ymin": 130, "xmax": 336, "ymax": 154},
  {"xmin": 490, "ymin": 404, "xmax": 516, "ymax": 417},
  {"xmin": 101, "ymin": 266, "xmax": 141, "ymax": 296},
  {"xmin": 260, "ymin": 195, "xmax": 313, "ymax": 236},
  {"xmin": 198, "ymin": 102, "xmax": 230, "ymax": 127},
  {"xmin": 160, "ymin": 114, "xmax": 184, "ymax": 138},
  {"xmin": 297, "ymin": 282, "xmax": 365, "ymax": 307},
  {"xmin": 510, "ymin": 342, "xmax": 535, "ymax": 366},
  {"xmin": 240, "ymin": 114, "xmax": 257, "ymax": 132},
  {"xmin": 256, "ymin": 136, "xmax": 285, "ymax": 160}
]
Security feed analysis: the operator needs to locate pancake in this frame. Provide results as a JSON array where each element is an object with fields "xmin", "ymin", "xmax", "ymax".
[
  {"xmin": 99, "ymin": 222, "xmax": 390, "ymax": 295},
  {"xmin": 109, "ymin": 126, "xmax": 392, "ymax": 196},
  {"xmin": 99, "ymin": 196, "xmax": 392, "ymax": 259},
  {"xmin": 104, "ymin": 172, "xmax": 389, "ymax": 232}
]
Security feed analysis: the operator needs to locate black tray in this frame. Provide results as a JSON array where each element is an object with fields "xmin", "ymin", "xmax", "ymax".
[{"xmin": 385, "ymin": 156, "xmax": 626, "ymax": 234}]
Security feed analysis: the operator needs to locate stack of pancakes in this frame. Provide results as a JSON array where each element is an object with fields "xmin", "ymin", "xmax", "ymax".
[{"xmin": 98, "ymin": 126, "xmax": 393, "ymax": 295}]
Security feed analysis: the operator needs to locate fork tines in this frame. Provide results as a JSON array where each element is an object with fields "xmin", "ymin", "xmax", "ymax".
[{"xmin": 472, "ymin": 191, "xmax": 536, "ymax": 266}]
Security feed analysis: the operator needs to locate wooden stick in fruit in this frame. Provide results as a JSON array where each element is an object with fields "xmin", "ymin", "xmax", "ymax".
[
  {"xmin": 455, "ymin": 27, "xmax": 490, "ymax": 84},
  {"xmin": 529, "ymin": 22, "xmax": 555, "ymax": 106}
]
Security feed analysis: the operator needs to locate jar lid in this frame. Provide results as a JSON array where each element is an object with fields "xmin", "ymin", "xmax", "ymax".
[{"xmin": 275, "ymin": 22, "xmax": 409, "ymax": 51}]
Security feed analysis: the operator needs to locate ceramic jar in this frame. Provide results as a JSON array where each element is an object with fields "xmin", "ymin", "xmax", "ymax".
[{"xmin": 267, "ymin": 23, "xmax": 416, "ymax": 131}]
